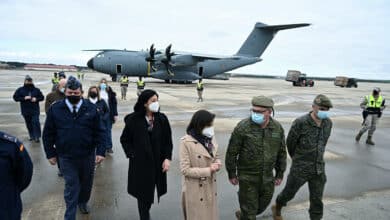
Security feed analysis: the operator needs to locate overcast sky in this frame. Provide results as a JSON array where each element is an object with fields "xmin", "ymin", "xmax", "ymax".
[{"xmin": 1, "ymin": 0, "xmax": 389, "ymax": 79}]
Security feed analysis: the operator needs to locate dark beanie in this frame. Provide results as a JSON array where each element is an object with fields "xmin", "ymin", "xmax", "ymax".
[{"xmin": 134, "ymin": 89, "xmax": 159, "ymax": 113}]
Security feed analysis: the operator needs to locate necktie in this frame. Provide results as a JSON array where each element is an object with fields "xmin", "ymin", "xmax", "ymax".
[{"xmin": 72, "ymin": 106, "xmax": 77, "ymax": 118}]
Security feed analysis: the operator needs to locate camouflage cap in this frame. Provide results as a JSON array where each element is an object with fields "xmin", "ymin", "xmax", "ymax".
[
  {"xmin": 313, "ymin": 94, "xmax": 333, "ymax": 108},
  {"xmin": 251, "ymin": 95, "xmax": 274, "ymax": 108}
]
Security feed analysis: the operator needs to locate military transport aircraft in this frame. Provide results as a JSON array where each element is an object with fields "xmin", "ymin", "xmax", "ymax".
[{"xmin": 85, "ymin": 22, "xmax": 310, "ymax": 82}]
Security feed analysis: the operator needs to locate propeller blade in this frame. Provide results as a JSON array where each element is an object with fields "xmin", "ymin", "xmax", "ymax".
[
  {"xmin": 165, "ymin": 44, "xmax": 173, "ymax": 61},
  {"xmin": 149, "ymin": 44, "xmax": 155, "ymax": 59}
]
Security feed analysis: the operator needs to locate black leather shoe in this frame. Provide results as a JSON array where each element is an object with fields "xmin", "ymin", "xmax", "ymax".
[{"xmin": 78, "ymin": 203, "xmax": 90, "ymax": 214}]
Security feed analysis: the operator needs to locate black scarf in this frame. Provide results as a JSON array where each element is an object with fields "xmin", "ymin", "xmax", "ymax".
[{"xmin": 189, "ymin": 129, "xmax": 214, "ymax": 157}]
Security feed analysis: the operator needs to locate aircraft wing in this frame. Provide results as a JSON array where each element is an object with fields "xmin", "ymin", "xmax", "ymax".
[
  {"xmin": 82, "ymin": 49, "xmax": 139, "ymax": 52},
  {"xmin": 173, "ymin": 51, "xmax": 241, "ymax": 61}
]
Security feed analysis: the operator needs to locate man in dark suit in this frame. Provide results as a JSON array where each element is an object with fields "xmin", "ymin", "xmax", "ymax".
[{"xmin": 43, "ymin": 76, "xmax": 106, "ymax": 220}]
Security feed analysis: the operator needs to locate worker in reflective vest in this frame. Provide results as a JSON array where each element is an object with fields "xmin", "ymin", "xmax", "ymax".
[{"xmin": 355, "ymin": 87, "xmax": 386, "ymax": 145}]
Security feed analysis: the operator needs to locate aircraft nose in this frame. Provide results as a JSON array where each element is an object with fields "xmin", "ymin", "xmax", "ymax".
[{"xmin": 87, "ymin": 58, "xmax": 94, "ymax": 69}]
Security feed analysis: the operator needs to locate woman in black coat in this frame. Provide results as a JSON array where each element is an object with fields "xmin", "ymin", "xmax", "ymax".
[{"xmin": 120, "ymin": 89, "xmax": 173, "ymax": 220}]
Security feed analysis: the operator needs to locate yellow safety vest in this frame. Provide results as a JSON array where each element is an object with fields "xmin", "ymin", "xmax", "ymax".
[
  {"xmin": 120, "ymin": 77, "xmax": 129, "ymax": 83},
  {"xmin": 52, "ymin": 77, "xmax": 59, "ymax": 84},
  {"xmin": 366, "ymin": 95, "xmax": 383, "ymax": 108},
  {"xmin": 197, "ymin": 82, "xmax": 203, "ymax": 89},
  {"xmin": 137, "ymin": 81, "xmax": 145, "ymax": 86}
]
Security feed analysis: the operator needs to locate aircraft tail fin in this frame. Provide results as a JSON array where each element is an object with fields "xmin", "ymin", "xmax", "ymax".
[{"xmin": 236, "ymin": 22, "xmax": 310, "ymax": 57}]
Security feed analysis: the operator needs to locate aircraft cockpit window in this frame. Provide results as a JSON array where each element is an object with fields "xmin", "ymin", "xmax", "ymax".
[{"xmin": 96, "ymin": 53, "xmax": 105, "ymax": 58}]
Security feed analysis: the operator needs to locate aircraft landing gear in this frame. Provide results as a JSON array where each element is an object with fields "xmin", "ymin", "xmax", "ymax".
[{"xmin": 111, "ymin": 75, "xmax": 117, "ymax": 82}]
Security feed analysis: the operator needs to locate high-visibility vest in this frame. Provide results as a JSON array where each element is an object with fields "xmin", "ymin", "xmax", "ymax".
[
  {"xmin": 52, "ymin": 77, "xmax": 59, "ymax": 84},
  {"xmin": 197, "ymin": 82, "xmax": 204, "ymax": 90},
  {"xmin": 137, "ymin": 81, "xmax": 145, "ymax": 86},
  {"xmin": 366, "ymin": 95, "xmax": 383, "ymax": 108},
  {"xmin": 137, "ymin": 80, "xmax": 145, "ymax": 89},
  {"xmin": 120, "ymin": 77, "xmax": 129, "ymax": 83}
]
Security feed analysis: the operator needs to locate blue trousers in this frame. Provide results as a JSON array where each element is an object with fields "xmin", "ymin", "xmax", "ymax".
[
  {"xmin": 59, "ymin": 154, "xmax": 95, "ymax": 220},
  {"xmin": 22, "ymin": 114, "xmax": 41, "ymax": 139}
]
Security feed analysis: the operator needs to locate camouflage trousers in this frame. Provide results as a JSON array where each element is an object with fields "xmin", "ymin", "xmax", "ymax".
[
  {"xmin": 360, "ymin": 114, "xmax": 379, "ymax": 136},
  {"xmin": 276, "ymin": 170, "xmax": 327, "ymax": 220},
  {"xmin": 121, "ymin": 86, "xmax": 127, "ymax": 99},
  {"xmin": 137, "ymin": 88, "xmax": 144, "ymax": 96},
  {"xmin": 238, "ymin": 174, "xmax": 274, "ymax": 220},
  {"xmin": 197, "ymin": 90, "xmax": 203, "ymax": 102}
]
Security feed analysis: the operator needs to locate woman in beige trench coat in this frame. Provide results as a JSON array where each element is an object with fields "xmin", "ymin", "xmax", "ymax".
[{"xmin": 180, "ymin": 110, "xmax": 222, "ymax": 220}]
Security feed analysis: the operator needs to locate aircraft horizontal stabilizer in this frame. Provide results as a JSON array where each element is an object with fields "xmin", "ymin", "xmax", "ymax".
[
  {"xmin": 236, "ymin": 22, "xmax": 310, "ymax": 57},
  {"xmin": 255, "ymin": 23, "xmax": 310, "ymax": 31}
]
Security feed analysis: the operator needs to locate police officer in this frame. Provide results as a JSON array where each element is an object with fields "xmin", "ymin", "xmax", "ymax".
[
  {"xmin": 137, "ymin": 76, "xmax": 145, "ymax": 96},
  {"xmin": 0, "ymin": 131, "xmax": 33, "ymax": 220},
  {"xmin": 13, "ymin": 75, "xmax": 44, "ymax": 143},
  {"xmin": 120, "ymin": 75, "xmax": 129, "ymax": 100},
  {"xmin": 43, "ymin": 76, "xmax": 106, "ymax": 220},
  {"xmin": 225, "ymin": 96, "xmax": 287, "ymax": 220},
  {"xmin": 272, "ymin": 94, "xmax": 333, "ymax": 220},
  {"xmin": 355, "ymin": 87, "xmax": 386, "ymax": 145},
  {"xmin": 196, "ymin": 78, "xmax": 204, "ymax": 102}
]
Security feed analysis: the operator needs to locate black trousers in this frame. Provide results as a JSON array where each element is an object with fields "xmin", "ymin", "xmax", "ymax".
[{"xmin": 137, "ymin": 199, "xmax": 152, "ymax": 220}]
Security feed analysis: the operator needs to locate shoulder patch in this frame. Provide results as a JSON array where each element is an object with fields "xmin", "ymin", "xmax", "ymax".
[
  {"xmin": 1, "ymin": 132, "xmax": 18, "ymax": 143},
  {"xmin": 1, "ymin": 132, "xmax": 23, "ymax": 151}
]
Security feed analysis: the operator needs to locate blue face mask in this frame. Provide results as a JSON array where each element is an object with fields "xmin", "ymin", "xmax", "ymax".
[
  {"xmin": 317, "ymin": 110, "xmax": 329, "ymax": 119},
  {"xmin": 100, "ymin": 83, "xmax": 107, "ymax": 90},
  {"xmin": 251, "ymin": 112, "xmax": 265, "ymax": 124}
]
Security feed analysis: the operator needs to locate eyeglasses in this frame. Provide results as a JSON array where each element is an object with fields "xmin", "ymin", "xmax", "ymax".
[{"xmin": 318, "ymin": 107, "xmax": 329, "ymax": 111}]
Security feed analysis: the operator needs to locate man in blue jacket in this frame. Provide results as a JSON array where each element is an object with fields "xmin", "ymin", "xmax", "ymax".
[
  {"xmin": 13, "ymin": 75, "xmax": 44, "ymax": 142},
  {"xmin": 43, "ymin": 76, "xmax": 106, "ymax": 220},
  {"xmin": 0, "ymin": 131, "xmax": 33, "ymax": 220}
]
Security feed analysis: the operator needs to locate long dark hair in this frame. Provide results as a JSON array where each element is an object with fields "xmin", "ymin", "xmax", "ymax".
[
  {"xmin": 186, "ymin": 110, "xmax": 215, "ymax": 135},
  {"xmin": 133, "ymin": 89, "xmax": 159, "ymax": 114}
]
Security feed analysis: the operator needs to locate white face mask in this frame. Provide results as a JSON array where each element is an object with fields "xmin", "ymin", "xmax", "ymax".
[
  {"xmin": 148, "ymin": 101, "xmax": 159, "ymax": 112},
  {"xmin": 202, "ymin": 126, "xmax": 214, "ymax": 138},
  {"xmin": 89, "ymin": 97, "xmax": 98, "ymax": 104}
]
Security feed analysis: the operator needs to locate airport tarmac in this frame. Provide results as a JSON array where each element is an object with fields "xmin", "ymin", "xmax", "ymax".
[{"xmin": 1, "ymin": 69, "xmax": 390, "ymax": 220}]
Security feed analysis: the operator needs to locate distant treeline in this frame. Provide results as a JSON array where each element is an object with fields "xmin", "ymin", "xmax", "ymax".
[
  {"xmin": 230, "ymin": 73, "xmax": 390, "ymax": 83},
  {"xmin": 0, "ymin": 61, "xmax": 89, "ymax": 71}
]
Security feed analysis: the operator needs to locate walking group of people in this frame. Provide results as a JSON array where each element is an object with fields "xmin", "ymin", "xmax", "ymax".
[{"xmin": 1, "ymin": 73, "xmax": 386, "ymax": 220}]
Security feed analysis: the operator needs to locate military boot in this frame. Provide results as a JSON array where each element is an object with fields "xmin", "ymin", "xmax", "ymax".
[
  {"xmin": 355, "ymin": 131, "xmax": 363, "ymax": 142},
  {"xmin": 272, "ymin": 204, "xmax": 283, "ymax": 220},
  {"xmin": 366, "ymin": 136, "xmax": 375, "ymax": 145}
]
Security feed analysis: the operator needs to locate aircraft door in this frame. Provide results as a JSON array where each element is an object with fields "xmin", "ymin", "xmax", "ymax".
[
  {"xmin": 198, "ymin": 67, "xmax": 204, "ymax": 77},
  {"xmin": 116, "ymin": 64, "xmax": 122, "ymax": 74}
]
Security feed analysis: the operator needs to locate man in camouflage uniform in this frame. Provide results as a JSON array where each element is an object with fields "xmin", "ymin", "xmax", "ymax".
[
  {"xmin": 272, "ymin": 94, "xmax": 333, "ymax": 220},
  {"xmin": 225, "ymin": 96, "xmax": 287, "ymax": 220}
]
